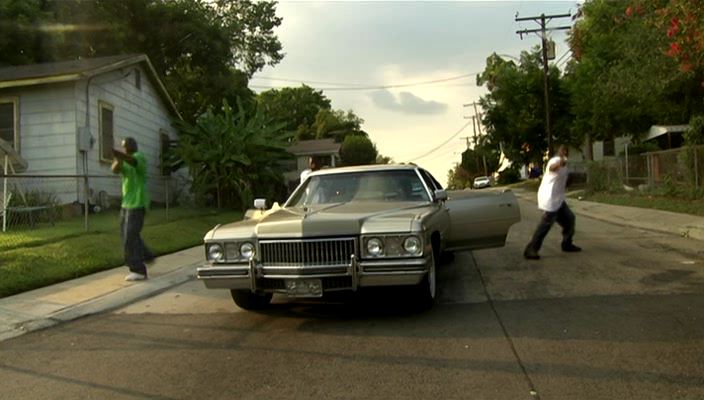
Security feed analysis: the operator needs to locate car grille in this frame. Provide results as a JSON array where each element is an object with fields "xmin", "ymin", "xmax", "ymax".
[{"xmin": 259, "ymin": 238, "xmax": 356, "ymax": 267}]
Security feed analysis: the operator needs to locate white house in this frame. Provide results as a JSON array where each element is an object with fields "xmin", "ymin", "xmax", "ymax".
[{"xmin": 0, "ymin": 54, "xmax": 181, "ymax": 207}]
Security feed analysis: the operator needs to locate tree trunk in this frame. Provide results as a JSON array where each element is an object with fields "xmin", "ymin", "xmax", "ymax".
[{"xmin": 585, "ymin": 133, "xmax": 594, "ymax": 161}]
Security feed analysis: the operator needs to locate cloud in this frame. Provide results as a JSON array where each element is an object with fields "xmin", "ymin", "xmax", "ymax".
[{"xmin": 370, "ymin": 90, "xmax": 448, "ymax": 115}]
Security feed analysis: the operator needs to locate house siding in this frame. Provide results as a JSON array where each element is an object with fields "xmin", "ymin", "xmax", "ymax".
[
  {"xmin": 0, "ymin": 83, "xmax": 78, "ymax": 203},
  {"xmin": 75, "ymin": 65, "xmax": 179, "ymax": 205}
]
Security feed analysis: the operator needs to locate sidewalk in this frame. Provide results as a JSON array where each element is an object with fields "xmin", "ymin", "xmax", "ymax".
[
  {"xmin": 512, "ymin": 188, "xmax": 704, "ymax": 241},
  {"xmin": 0, "ymin": 246, "xmax": 203, "ymax": 342}
]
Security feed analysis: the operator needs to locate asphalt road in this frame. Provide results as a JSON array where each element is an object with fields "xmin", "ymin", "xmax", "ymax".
[{"xmin": 1, "ymin": 199, "xmax": 704, "ymax": 400}]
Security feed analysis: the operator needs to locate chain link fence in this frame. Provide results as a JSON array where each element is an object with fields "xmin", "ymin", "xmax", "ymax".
[
  {"xmin": 585, "ymin": 145, "xmax": 704, "ymax": 195},
  {"xmin": 0, "ymin": 174, "xmax": 194, "ymax": 249}
]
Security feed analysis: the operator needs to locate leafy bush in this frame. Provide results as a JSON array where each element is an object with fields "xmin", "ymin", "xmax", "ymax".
[
  {"xmin": 497, "ymin": 167, "xmax": 521, "ymax": 185},
  {"xmin": 586, "ymin": 161, "xmax": 623, "ymax": 193}
]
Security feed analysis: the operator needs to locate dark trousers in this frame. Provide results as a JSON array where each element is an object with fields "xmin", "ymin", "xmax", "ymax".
[
  {"xmin": 525, "ymin": 202, "xmax": 576, "ymax": 253},
  {"xmin": 120, "ymin": 208, "xmax": 153, "ymax": 275}
]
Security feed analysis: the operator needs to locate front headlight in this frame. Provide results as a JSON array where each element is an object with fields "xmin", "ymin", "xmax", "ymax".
[
  {"xmin": 366, "ymin": 237, "xmax": 384, "ymax": 257},
  {"xmin": 403, "ymin": 236, "xmax": 422, "ymax": 255},
  {"xmin": 207, "ymin": 243, "xmax": 224, "ymax": 262},
  {"xmin": 240, "ymin": 242, "xmax": 255, "ymax": 259}
]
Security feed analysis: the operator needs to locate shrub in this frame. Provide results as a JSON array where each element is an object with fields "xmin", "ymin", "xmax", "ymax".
[
  {"xmin": 586, "ymin": 160, "xmax": 622, "ymax": 193},
  {"xmin": 497, "ymin": 167, "xmax": 521, "ymax": 185}
]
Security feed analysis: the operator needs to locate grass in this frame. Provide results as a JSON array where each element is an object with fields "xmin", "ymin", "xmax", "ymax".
[
  {"xmin": 575, "ymin": 192, "xmax": 704, "ymax": 217},
  {"xmin": 0, "ymin": 208, "xmax": 241, "ymax": 298}
]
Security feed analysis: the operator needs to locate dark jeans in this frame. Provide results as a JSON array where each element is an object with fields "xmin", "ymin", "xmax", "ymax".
[
  {"xmin": 120, "ymin": 208, "xmax": 153, "ymax": 275},
  {"xmin": 525, "ymin": 202, "xmax": 576, "ymax": 253}
]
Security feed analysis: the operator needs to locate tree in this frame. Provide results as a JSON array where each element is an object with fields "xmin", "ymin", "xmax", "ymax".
[
  {"xmin": 446, "ymin": 165, "xmax": 472, "ymax": 190},
  {"xmin": 256, "ymin": 85, "xmax": 331, "ymax": 136},
  {"xmin": 0, "ymin": 0, "xmax": 284, "ymax": 122},
  {"xmin": 306, "ymin": 109, "xmax": 366, "ymax": 142},
  {"xmin": 172, "ymin": 100, "xmax": 291, "ymax": 210},
  {"xmin": 339, "ymin": 135, "xmax": 378, "ymax": 166},
  {"xmin": 628, "ymin": 0, "xmax": 704, "ymax": 76},
  {"xmin": 476, "ymin": 49, "xmax": 573, "ymax": 166},
  {"xmin": 460, "ymin": 136, "xmax": 500, "ymax": 177},
  {"xmin": 567, "ymin": 0, "xmax": 703, "ymax": 158}
]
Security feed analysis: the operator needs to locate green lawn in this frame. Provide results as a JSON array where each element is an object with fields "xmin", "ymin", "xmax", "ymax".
[
  {"xmin": 0, "ymin": 208, "xmax": 241, "ymax": 298},
  {"xmin": 576, "ymin": 192, "xmax": 704, "ymax": 217}
]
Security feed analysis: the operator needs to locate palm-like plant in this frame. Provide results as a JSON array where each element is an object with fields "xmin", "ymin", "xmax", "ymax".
[{"xmin": 173, "ymin": 99, "xmax": 291, "ymax": 209}]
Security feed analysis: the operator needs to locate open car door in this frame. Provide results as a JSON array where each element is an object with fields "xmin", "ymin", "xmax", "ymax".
[{"xmin": 444, "ymin": 189, "xmax": 521, "ymax": 251}]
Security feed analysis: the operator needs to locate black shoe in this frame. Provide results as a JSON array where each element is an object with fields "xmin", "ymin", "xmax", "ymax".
[
  {"xmin": 523, "ymin": 249, "xmax": 540, "ymax": 260},
  {"xmin": 562, "ymin": 244, "xmax": 582, "ymax": 253}
]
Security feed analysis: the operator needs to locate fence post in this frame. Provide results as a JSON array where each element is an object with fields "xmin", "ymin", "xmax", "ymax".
[
  {"xmin": 624, "ymin": 143, "xmax": 629, "ymax": 186},
  {"xmin": 83, "ymin": 175, "xmax": 89, "ymax": 232},
  {"xmin": 695, "ymin": 146, "xmax": 699, "ymax": 190}
]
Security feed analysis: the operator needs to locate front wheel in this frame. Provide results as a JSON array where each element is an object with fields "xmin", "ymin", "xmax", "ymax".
[{"xmin": 230, "ymin": 290, "xmax": 272, "ymax": 310}]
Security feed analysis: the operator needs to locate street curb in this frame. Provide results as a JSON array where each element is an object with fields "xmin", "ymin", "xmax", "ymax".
[
  {"xmin": 513, "ymin": 191, "xmax": 704, "ymax": 241},
  {"xmin": 0, "ymin": 263, "xmax": 198, "ymax": 342}
]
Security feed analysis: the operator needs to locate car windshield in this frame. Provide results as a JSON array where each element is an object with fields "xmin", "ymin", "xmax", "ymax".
[{"xmin": 288, "ymin": 170, "xmax": 430, "ymax": 207}]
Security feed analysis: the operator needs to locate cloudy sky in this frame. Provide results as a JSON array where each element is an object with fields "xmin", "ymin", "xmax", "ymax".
[{"xmin": 251, "ymin": 0, "xmax": 581, "ymax": 184}]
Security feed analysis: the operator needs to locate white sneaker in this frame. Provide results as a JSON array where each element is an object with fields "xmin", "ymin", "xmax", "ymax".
[{"xmin": 125, "ymin": 272, "xmax": 147, "ymax": 281}]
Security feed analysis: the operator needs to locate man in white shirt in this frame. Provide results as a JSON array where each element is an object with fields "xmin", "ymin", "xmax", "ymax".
[
  {"xmin": 300, "ymin": 156, "xmax": 322, "ymax": 183},
  {"xmin": 524, "ymin": 145, "xmax": 581, "ymax": 260}
]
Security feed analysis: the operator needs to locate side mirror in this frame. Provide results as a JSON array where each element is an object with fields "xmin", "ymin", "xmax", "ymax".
[
  {"xmin": 253, "ymin": 198, "xmax": 267, "ymax": 210},
  {"xmin": 434, "ymin": 189, "xmax": 448, "ymax": 202}
]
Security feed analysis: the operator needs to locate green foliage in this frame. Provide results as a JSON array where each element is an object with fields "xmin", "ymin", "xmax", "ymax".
[
  {"xmin": 173, "ymin": 99, "xmax": 292, "ymax": 210},
  {"xmin": 257, "ymin": 85, "xmax": 332, "ymax": 135},
  {"xmin": 446, "ymin": 165, "xmax": 472, "ymax": 190},
  {"xmin": 0, "ymin": 0, "xmax": 284, "ymax": 122},
  {"xmin": 684, "ymin": 115, "xmax": 704, "ymax": 145},
  {"xmin": 340, "ymin": 135, "xmax": 378, "ymax": 166},
  {"xmin": 460, "ymin": 136, "xmax": 500, "ymax": 176},
  {"xmin": 496, "ymin": 167, "xmax": 521, "ymax": 185},
  {"xmin": 305, "ymin": 109, "xmax": 366, "ymax": 142},
  {"xmin": 477, "ymin": 49, "xmax": 574, "ymax": 166},
  {"xmin": 567, "ymin": 0, "xmax": 702, "ymax": 149},
  {"xmin": 621, "ymin": 142, "xmax": 660, "ymax": 155},
  {"xmin": 585, "ymin": 161, "xmax": 623, "ymax": 193}
]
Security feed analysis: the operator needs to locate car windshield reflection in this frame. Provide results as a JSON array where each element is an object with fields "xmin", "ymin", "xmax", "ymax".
[{"xmin": 288, "ymin": 170, "xmax": 430, "ymax": 207}]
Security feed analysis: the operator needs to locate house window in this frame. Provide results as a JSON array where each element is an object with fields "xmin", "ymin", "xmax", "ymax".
[
  {"xmin": 603, "ymin": 139, "xmax": 615, "ymax": 157},
  {"xmin": 0, "ymin": 98, "xmax": 19, "ymax": 152},
  {"xmin": 99, "ymin": 101, "xmax": 114, "ymax": 163},
  {"xmin": 159, "ymin": 130, "xmax": 171, "ymax": 176}
]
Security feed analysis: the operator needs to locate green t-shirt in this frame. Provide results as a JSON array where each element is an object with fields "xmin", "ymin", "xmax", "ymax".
[{"xmin": 121, "ymin": 151, "xmax": 150, "ymax": 209}]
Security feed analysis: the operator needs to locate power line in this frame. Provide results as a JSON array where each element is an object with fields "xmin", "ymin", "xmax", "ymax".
[
  {"xmin": 405, "ymin": 121, "xmax": 473, "ymax": 162},
  {"xmin": 249, "ymin": 72, "xmax": 481, "ymax": 92}
]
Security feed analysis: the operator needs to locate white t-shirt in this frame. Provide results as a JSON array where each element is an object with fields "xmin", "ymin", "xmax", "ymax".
[
  {"xmin": 537, "ymin": 156, "xmax": 569, "ymax": 212},
  {"xmin": 300, "ymin": 169, "xmax": 312, "ymax": 183}
]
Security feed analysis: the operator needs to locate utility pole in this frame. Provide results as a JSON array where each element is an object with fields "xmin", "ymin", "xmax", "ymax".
[
  {"xmin": 515, "ymin": 12, "xmax": 571, "ymax": 156},
  {"xmin": 463, "ymin": 104, "xmax": 488, "ymax": 176}
]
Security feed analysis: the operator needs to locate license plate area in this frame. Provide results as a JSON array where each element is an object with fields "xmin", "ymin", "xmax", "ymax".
[{"xmin": 285, "ymin": 279, "xmax": 323, "ymax": 297}]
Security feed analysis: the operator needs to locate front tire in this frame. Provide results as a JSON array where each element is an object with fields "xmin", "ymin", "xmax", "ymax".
[{"xmin": 230, "ymin": 290, "xmax": 272, "ymax": 310}]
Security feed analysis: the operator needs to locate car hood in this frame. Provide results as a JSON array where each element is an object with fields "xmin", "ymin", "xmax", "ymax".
[{"xmin": 207, "ymin": 201, "xmax": 434, "ymax": 240}]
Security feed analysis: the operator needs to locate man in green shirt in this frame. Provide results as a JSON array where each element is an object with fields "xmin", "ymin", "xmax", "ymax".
[{"xmin": 112, "ymin": 137, "xmax": 154, "ymax": 281}]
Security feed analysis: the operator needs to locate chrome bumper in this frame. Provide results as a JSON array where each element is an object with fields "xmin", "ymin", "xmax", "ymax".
[{"xmin": 196, "ymin": 255, "xmax": 430, "ymax": 293}]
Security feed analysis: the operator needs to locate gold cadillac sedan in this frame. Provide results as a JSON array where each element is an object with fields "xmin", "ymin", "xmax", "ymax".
[{"xmin": 197, "ymin": 164, "xmax": 520, "ymax": 310}]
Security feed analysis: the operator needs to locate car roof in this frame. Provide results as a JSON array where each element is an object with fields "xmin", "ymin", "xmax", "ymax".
[{"xmin": 309, "ymin": 164, "xmax": 419, "ymax": 177}]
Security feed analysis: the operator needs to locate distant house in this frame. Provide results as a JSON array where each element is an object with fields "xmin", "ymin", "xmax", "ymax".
[
  {"xmin": 284, "ymin": 138, "xmax": 341, "ymax": 188},
  {"xmin": 0, "ymin": 54, "xmax": 180, "ymax": 206}
]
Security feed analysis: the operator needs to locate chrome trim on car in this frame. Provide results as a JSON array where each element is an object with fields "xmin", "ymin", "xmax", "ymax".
[{"xmin": 259, "ymin": 237, "xmax": 357, "ymax": 268}]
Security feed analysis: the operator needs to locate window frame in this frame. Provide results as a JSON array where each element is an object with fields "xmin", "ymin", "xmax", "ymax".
[
  {"xmin": 0, "ymin": 97, "xmax": 20, "ymax": 153},
  {"xmin": 98, "ymin": 101, "xmax": 114, "ymax": 164}
]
